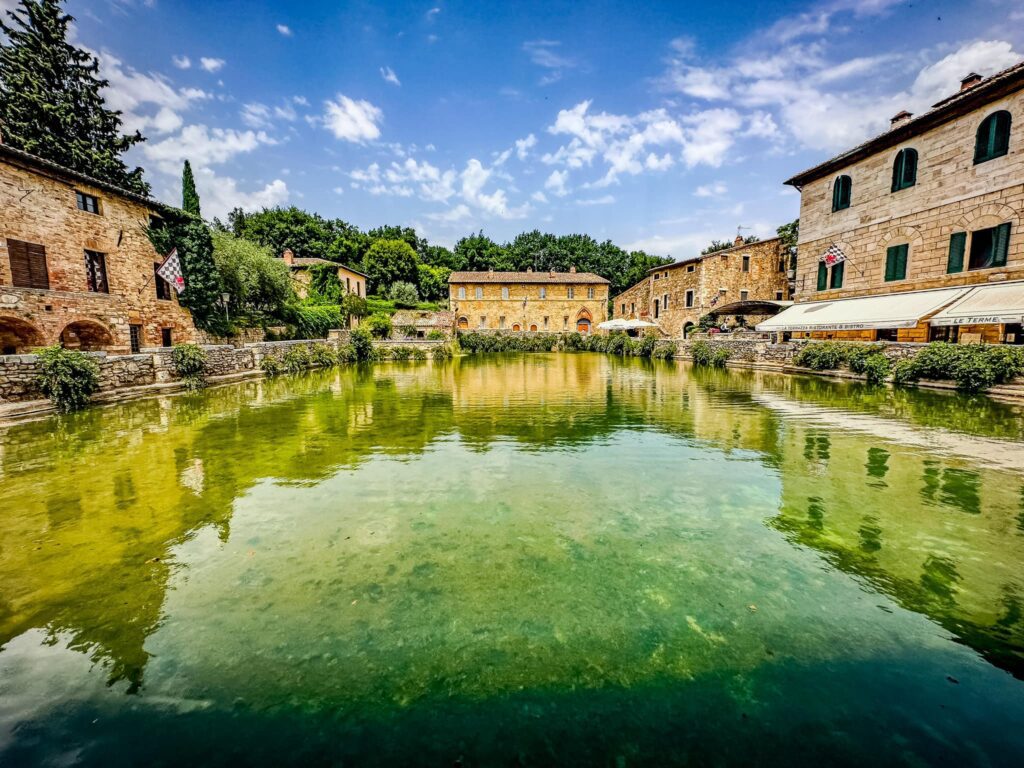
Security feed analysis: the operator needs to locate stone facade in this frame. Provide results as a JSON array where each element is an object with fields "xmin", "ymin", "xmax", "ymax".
[
  {"xmin": 787, "ymin": 63, "xmax": 1024, "ymax": 343},
  {"xmin": 281, "ymin": 249, "xmax": 366, "ymax": 300},
  {"xmin": 612, "ymin": 236, "xmax": 790, "ymax": 338},
  {"xmin": 448, "ymin": 269, "xmax": 609, "ymax": 333},
  {"xmin": 0, "ymin": 144, "xmax": 196, "ymax": 354}
]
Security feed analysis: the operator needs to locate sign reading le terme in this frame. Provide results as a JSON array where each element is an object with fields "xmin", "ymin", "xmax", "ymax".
[{"xmin": 934, "ymin": 315, "xmax": 1024, "ymax": 326}]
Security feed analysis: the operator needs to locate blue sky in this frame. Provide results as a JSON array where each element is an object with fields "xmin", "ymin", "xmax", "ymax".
[{"xmin": 27, "ymin": 0, "xmax": 1024, "ymax": 256}]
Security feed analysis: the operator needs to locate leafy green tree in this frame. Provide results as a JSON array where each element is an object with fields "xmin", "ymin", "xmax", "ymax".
[
  {"xmin": 367, "ymin": 225, "xmax": 427, "ymax": 259},
  {"xmin": 210, "ymin": 231, "xmax": 293, "ymax": 316},
  {"xmin": 304, "ymin": 263, "xmax": 343, "ymax": 305},
  {"xmin": 417, "ymin": 263, "xmax": 451, "ymax": 302},
  {"xmin": 362, "ymin": 239, "xmax": 419, "ymax": 294},
  {"xmin": 35, "ymin": 345, "xmax": 99, "ymax": 412},
  {"xmin": 365, "ymin": 312, "xmax": 393, "ymax": 339},
  {"xmin": 388, "ymin": 281, "xmax": 419, "ymax": 308},
  {"xmin": 619, "ymin": 250, "xmax": 673, "ymax": 294},
  {"xmin": 231, "ymin": 206, "xmax": 363, "ymax": 264},
  {"xmin": 777, "ymin": 219, "xmax": 799, "ymax": 270},
  {"xmin": 422, "ymin": 244, "xmax": 463, "ymax": 271},
  {"xmin": 341, "ymin": 292, "xmax": 368, "ymax": 322},
  {"xmin": 0, "ymin": 0, "xmax": 148, "ymax": 194},
  {"xmin": 148, "ymin": 210, "xmax": 224, "ymax": 332},
  {"xmin": 701, "ymin": 235, "xmax": 759, "ymax": 255},
  {"xmin": 453, "ymin": 232, "xmax": 512, "ymax": 272},
  {"xmin": 182, "ymin": 160, "xmax": 201, "ymax": 217}
]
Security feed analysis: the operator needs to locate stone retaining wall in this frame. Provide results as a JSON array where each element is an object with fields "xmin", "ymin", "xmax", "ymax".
[
  {"xmin": 0, "ymin": 333, "xmax": 361, "ymax": 403},
  {"xmin": 675, "ymin": 337, "xmax": 947, "ymax": 367}
]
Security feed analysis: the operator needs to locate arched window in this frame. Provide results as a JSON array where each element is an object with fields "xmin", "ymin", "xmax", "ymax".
[
  {"xmin": 891, "ymin": 148, "xmax": 918, "ymax": 192},
  {"xmin": 831, "ymin": 175, "xmax": 851, "ymax": 212},
  {"xmin": 457, "ymin": 316, "xmax": 469, "ymax": 330},
  {"xmin": 975, "ymin": 111, "xmax": 1011, "ymax": 164}
]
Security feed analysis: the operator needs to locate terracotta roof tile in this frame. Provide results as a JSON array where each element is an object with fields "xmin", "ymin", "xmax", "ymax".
[{"xmin": 448, "ymin": 270, "xmax": 610, "ymax": 284}]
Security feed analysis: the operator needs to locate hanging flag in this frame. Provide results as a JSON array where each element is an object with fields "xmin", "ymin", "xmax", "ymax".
[
  {"xmin": 157, "ymin": 248, "xmax": 186, "ymax": 294},
  {"xmin": 819, "ymin": 243, "xmax": 847, "ymax": 266}
]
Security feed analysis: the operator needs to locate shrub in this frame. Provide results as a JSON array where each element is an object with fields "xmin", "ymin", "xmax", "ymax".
[
  {"xmin": 365, "ymin": 312, "xmax": 393, "ymax": 339},
  {"xmin": 410, "ymin": 347, "xmax": 428, "ymax": 361},
  {"xmin": 286, "ymin": 304, "xmax": 344, "ymax": 339},
  {"xmin": 890, "ymin": 342, "xmax": 1024, "ymax": 393},
  {"xmin": 35, "ymin": 345, "xmax": 100, "ymax": 413},
  {"xmin": 949, "ymin": 352, "xmax": 995, "ymax": 393},
  {"xmin": 387, "ymin": 281, "xmax": 420, "ymax": 308},
  {"xmin": 426, "ymin": 329, "xmax": 447, "ymax": 341},
  {"xmin": 171, "ymin": 343, "xmax": 209, "ymax": 390},
  {"xmin": 691, "ymin": 340, "xmax": 713, "ymax": 366},
  {"xmin": 350, "ymin": 327, "xmax": 375, "ymax": 361},
  {"xmin": 652, "ymin": 342, "xmax": 675, "ymax": 360},
  {"xmin": 282, "ymin": 346, "xmax": 311, "ymax": 373},
  {"xmin": 711, "ymin": 348, "xmax": 731, "ymax": 368},
  {"xmin": 860, "ymin": 354, "xmax": 891, "ymax": 386},
  {"xmin": 606, "ymin": 332, "xmax": 629, "ymax": 356},
  {"xmin": 794, "ymin": 341, "xmax": 848, "ymax": 371},
  {"xmin": 891, "ymin": 359, "xmax": 918, "ymax": 386},
  {"xmin": 308, "ymin": 343, "xmax": 337, "ymax": 368},
  {"xmin": 341, "ymin": 293, "xmax": 368, "ymax": 322},
  {"xmin": 697, "ymin": 314, "xmax": 716, "ymax": 332},
  {"xmin": 261, "ymin": 355, "xmax": 284, "ymax": 377},
  {"xmin": 389, "ymin": 346, "xmax": 413, "ymax": 361},
  {"xmin": 630, "ymin": 333, "xmax": 657, "ymax": 358},
  {"xmin": 431, "ymin": 344, "xmax": 453, "ymax": 361},
  {"xmin": 337, "ymin": 343, "xmax": 357, "ymax": 363}
]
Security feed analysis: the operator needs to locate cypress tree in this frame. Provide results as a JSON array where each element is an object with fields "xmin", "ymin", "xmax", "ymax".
[
  {"xmin": 0, "ymin": 0, "xmax": 149, "ymax": 195},
  {"xmin": 182, "ymin": 160, "xmax": 201, "ymax": 217}
]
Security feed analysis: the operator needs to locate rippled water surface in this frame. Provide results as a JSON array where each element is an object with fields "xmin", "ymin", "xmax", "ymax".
[{"xmin": 2, "ymin": 353, "xmax": 1024, "ymax": 766}]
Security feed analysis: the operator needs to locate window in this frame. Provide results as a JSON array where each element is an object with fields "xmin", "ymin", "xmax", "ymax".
[
  {"xmin": 76, "ymin": 191, "xmax": 100, "ymax": 214},
  {"xmin": 155, "ymin": 263, "xmax": 171, "ymax": 300},
  {"xmin": 947, "ymin": 232, "xmax": 967, "ymax": 274},
  {"xmin": 630, "ymin": 303, "xmax": 635, "ymax": 314},
  {"xmin": 775, "ymin": 291, "xmax": 784, "ymax": 301},
  {"xmin": 974, "ymin": 111, "xmax": 1011, "ymax": 164},
  {"xmin": 346, "ymin": 277, "xmax": 351, "ymax": 293},
  {"xmin": 742, "ymin": 255, "xmax": 750, "ymax": 272},
  {"xmin": 663, "ymin": 294, "xmax": 669, "ymax": 310},
  {"xmin": 891, "ymin": 148, "xmax": 918, "ymax": 192},
  {"xmin": 884, "ymin": 244, "xmax": 908, "ymax": 282},
  {"xmin": 567, "ymin": 286, "xmax": 575, "ymax": 299},
  {"xmin": 458, "ymin": 286, "xmax": 466, "ymax": 299},
  {"xmin": 778, "ymin": 258, "xmax": 787, "ymax": 272},
  {"xmin": 587, "ymin": 287, "xmax": 595, "ymax": 299},
  {"xmin": 720, "ymin": 254, "xmax": 728, "ymax": 262},
  {"xmin": 687, "ymin": 264, "xmax": 695, "ymax": 273},
  {"xmin": 621, "ymin": 303, "xmax": 626, "ymax": 314},
  {"xmin": 479, "ymin": 316, "xmax": 486, "ymax": 327},
  {"xmin": 968, "ymin": 222, "xmax": 1011, "ymax": 270},
  {"xmin": 499, "ymin": 316, "xmax": 505, "ymax": 329},
  {"xmin": 829, "ymin": 261, "xmax": 845, "ymax": 289},
  {"xmin": 654, "ymin": 273, "xmax": 660, "ymax": 280},
  {"xmin": 543, "ymin": 316, "xmax": 549, "ymax": 329},
  {"xmin": 539, "ymin": 286, "xmax": 547, "ymax": 299},
  {"xmin": 685, "ymin": 290, "xmax": 694, "ymax": 308},
  {"xmin": 740, "ymin": 290, "xmax": 749, "ymax": 301},
  {"xmin": 817, "ymin": 262, "xmax": 827, "ymax": 291},
  {"xmin": 654, "ymin": 297, "xmax": 660, "ymax": 319},
  {"xmin": 6, "ymin": 239, "xmax": 49, "ymax": 289},
  {"xmin": 831, "ymin": 175, "xmax": 852, "ymax": 211},
  {"xmin": 161, "ymin": 328, "xmax": 173, "ymax": 347},
  {"xmin": 502, "ymin": 286, "xmax": 510, "ymax": 299},
  {"xmin": 84, "ymin": 251, "xmax": 108, "ymax": 293},
  {"xmin": 129, "ymin": 324, "xmax": 142, "ymax": 353},
  {"xmin": 475, "ymin": 286, "xmax": 483, "ymax": 299},
  {"xmin": 563, "ymin": 316, "xmax": 568, "ymax": 330}
]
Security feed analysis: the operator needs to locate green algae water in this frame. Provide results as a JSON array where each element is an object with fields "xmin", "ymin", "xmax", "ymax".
[{"xmin": 2, "ymin": 353, "xmax": 1024, "ymax": 766}]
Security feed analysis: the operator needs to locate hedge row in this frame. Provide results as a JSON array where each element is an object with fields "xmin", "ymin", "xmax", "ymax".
[{"xmin": 457, "ymin": 331, "xmax": 675, "ymax": 359}]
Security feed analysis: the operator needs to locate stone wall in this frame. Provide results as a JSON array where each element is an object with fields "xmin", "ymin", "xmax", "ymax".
[
  {"xmin": 795, "ymin": 89, "xmax": 1024, "ymax": 303},
  {"xmin": 674, "ymin": 335, "xmax": 932, "ymax": 368},
  {"xmin": 449, "ymin": 280, "xmax": 609, "ymax": 333},
  {"xmin": 193, "ymin": 326, "xmax": 267, "ymax": 347},
  {"xmin": 613, "ymin": 238, "xmax": 790, "ymax": 338},
  {"xmin": 0, "ymin": 155, "xmax": 196, "ymax": 353}
]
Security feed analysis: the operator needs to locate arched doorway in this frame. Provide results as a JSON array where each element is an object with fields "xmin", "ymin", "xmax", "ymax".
[
  {"xmin": 512, "ymin": 323, "xmax": 521, "ymax": 332},
  {"xmin": 683, "ymin": 322, "xmax": 695, "ymax": 338},
  {"xmin": 457, "ymin": 316, "xmax": 469, "ymax": 330},
  {"xmin": 575, "ymin": 307, "xmax": 593, "ymax": 335},
  {"xmin": 529, "ymin": 324, "xmax": 538, "ymax": 332},
  {"xmin": 0, "ymin": 316, "xmax": 44, "ymax": 355},
  {"xmin": 59, "ymin": 319, "xmax": 114, "ymax": 351}
]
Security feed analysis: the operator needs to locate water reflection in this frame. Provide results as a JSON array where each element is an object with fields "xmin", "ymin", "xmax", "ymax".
[{"xmin": 1, "ymin": 354, "xmax": 1024, "ymax": 763}]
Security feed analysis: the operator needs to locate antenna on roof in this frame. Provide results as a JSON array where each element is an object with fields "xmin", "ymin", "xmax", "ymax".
[{"xmin": 736, "ymin": 225, "xmax": 751, "ymax": 238}]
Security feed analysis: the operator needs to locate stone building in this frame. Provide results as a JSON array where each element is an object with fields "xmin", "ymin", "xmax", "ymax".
[
  {"xmin": 447, "ymin": 268, "xmax": 609, "ymax": 333},
  {"xmin": 0, "ymin": 142, "xmax": 196, "ymax": 354},
  {"xmin": 280, "ymin": 248, "xmax": 367, "ymax": 300},
  {"xmin": 391, "ymin": 309, "xmax": 455, "ymax": 338},
  {"xmin": 764, "ymin": 62, "xmax": 1024, "ymax": 343},
  {"xmin": 612, "ymin": 235, "xmax": 791, "ymax": 338}
]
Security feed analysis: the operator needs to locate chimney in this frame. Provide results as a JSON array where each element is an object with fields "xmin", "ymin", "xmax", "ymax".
[
  {"xmin": 526, "ymin": 266, "xmax": 533, "ymax": 273},
  {"xmin": 569, "ymin": 265, "xmax": 577, "ymax": 273},
  {"xmin": 890, "ymin": 110, "xmax": 913, "ymax": 128},
  {"xmin": 960, "ymin": 72, "xmax": 982, "ymax": 92},
  {"xmin": 734, "ymin": 234, "xmax": 744, "ymax": 247},
  {"xmin": 488, "ymin": 267, "xmax": 494, "ymax": 273},
  {"xmin": 282, "ymin": 248, "xmax": 294, "ymax": 265}
]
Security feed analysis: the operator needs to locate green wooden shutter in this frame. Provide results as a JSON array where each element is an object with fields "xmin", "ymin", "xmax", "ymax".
[
  {"xmin": 992, "ymin": 222, "xmax": 1011, "ymax": 267},
  {"xmin": 832, "ymin": 181, "xmax": 841, "ymax": 211},
  {"xmin": 994, "ymin": 112, "xmax": 1011, "ymax": 157},
  {"xmin": 947, "ymin": 232, "xmax": 966, "ymax": 273},
  {"xmin": 817, "ymin": 261, "xmax": 827, "ymax": 291},
  {"xmin": 830, "ymin": 261, "xmax": 844, "ymax": 289},
  {"xmin": 904, "ymin": 150, "xmax": 917, "ymax": 187},
  {"xmin": 896, "ymin": 244, "xmax": 908, "ymax": 280},
  {"xmin": 884, "ymin": 246, "xmax": 897, "ymax": 281}
]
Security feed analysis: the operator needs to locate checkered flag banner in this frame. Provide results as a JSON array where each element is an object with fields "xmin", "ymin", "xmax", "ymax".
[
  {"xmin": 157, "ymin": 248, "xmax": 186, "ymax": 294},
  {"xmin": 819, "ymin": 243, "xmax": 847, "ymax": 266}
]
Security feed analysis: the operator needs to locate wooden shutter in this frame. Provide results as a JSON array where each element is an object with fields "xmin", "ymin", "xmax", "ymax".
[
  {"xmin": 816, "ymin": 261, "xmax": 827, "ymax": 291},
  {"xmin": 830, "ymin": 261, "xmax": 844, "ymax": 289},
  {"xmin": 7, "ymin": 239, "xmax": 49, "ymax": 289},
  {"xmin": 891, "ymin": 155, "xmax": 902, "ymax": 193},
  {"xmin": 885, "ymin": 244, "xmax": 907, "ymax": 281},
  {"xmin": 947, "ymin": 232, "xmax": 966, "ymax": 273},
  {"xmin": 994, "ymin": 112, "xmax": 1011, "ymax": 157},
  {"xmin": 896, "ymin": 244, "xmax": 908, "ymax": 280},
  {"xmin": 992, "ymin": 222, "xmax": 1011, "ymax": 267}
]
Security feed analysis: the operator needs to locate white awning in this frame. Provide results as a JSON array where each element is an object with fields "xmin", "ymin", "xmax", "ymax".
[
  {"xmin": 929, "ymin": 281, "xmax": 1024, "ymax": 326},
  {"xmin": 756, "ymin": 286, "xmax": 968, "ymax": 333}
]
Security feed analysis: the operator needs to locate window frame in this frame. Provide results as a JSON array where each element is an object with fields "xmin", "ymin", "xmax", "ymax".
[
  {"xmin": 884, "ymin": 243, "xmax": 908, "ymax": 282},
  {"xmin": 974, "ymin": 110, "xmax": 1011, "ymax": 164},
  {"xmin": 890, "ymin": 148, "xmax": 918, "ymax": 192},
  {"xmin": 742, "ymin": 255, "xmax": 750, "ymax": 272},
  {"xmin": 685, "ymin": 290, "xmax": 694, "ymax": 308},
  {"xmin": 6, "ymin": 238, "xmax": 49, "ymax": 290},
  {"xmin": 967, "ymin": 222, "xmax": 1011, "ymax": 271},
  {"xmin": 84, "ymin": 250, "xmax": 109, "ymax": 293},
  {"xmin": 75, "ymin": 191, "xmax": 101, "ymax": 215},
  {"xmin": 831, "ymin": 175, "xmax": 852, "ymax": 212}
]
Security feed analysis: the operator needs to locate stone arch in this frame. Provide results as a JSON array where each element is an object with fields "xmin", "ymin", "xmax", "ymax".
[
  {"xmin": 529, "ymin": 324, "xmax": 538, "ymax": 332},
  {"xmin": 683, "ymin": 321, "xmax": 695, "ymax": 338},
  {"xmin": 575, "ymin": 307, "xmax": 593, "ymax": 321},
  {"xmin": 877, "ymin": 226, "xmax": 924, "ymax": 250},
  {"xmin": 59, "ymin": 318, "xmax": 115, "ymax": 351},
  {"xmin": 0, "ymin": 315, "xmax": 45, "ymax": 355},
  {"xmin": 511, "ymin": 323, "xmax": 521, "ymax": 332},
  {"xmin": 953, "ymin": 202, "xmax": 1019, "ymax": 233},
  {"xmin": 457, "ymin": 316, "xmax": 469, "ymax": 330}
]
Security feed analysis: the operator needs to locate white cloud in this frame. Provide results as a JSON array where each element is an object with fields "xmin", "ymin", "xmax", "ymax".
[
  {"xmin": 576, "ymin": 195, "xmax": 615, "ymax": 206},
  {"xmin": 380, "ymin": 66, "xmax": 401, "ymax": 86},
  {"xmin": 241, "ymin": 103, "xmax": 272, "ymax": 129},
  {"xmin": 907, "ymin": 40, "xmax": 1021, "ymax": 109},
  {"xmin": 293, "ymin": 95, "xmax": 310, "ymax": 107},
  {"xmin": 194, "ymin": 167, "xmax": 288, "ymax": 220},
  {"xmin": 515, "ymin": 134, "xmax": 537, "ymax": 160},
  {"xmin": 172, "ymin": 55, "xmax": 191, "ymax": 70},
  {"xmin": 545, "ymin": 169, "xmax": 569, "ymax": 197},
  {"xmin": 523, "ymin": 39, "xmax": 579, "ymax": 84},
  {"xmin": 199, "ymin": 57, "xmax": 225, "ymax": 73},
  {"xmin": 531, "ymin": 191, "xmax": 548, "ymax": 203},
  {"xmin": 144, "ymin": 125, "xmax": 277, "ymax": 174},
  {"xmin": 681, "ymin": 108, "xmax": 743, "ymax": 168},
  {"xmin": 694, "ymin": 182, "xmax": 727, "ymax": 198},
  {"xmin": 427, "ymin": 204, "xmax": 472, "ymax": 224},
  {"xmin": 96, "ymin": 51, "xmax": 208, "ymax": 136},
  {"xmin": 276, "ymin": 23, "xmax": 293, "ymax": 37},
  {"xmin": 322, "ymin": 95, "xmax": 383, "ymax": 142}
]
